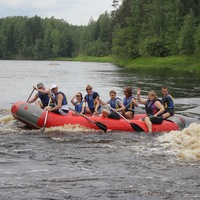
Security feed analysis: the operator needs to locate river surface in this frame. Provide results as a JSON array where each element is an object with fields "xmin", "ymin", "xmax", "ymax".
[{"xmin": 1, "ymin": 60, "xmax": 200, "ymax": 199}]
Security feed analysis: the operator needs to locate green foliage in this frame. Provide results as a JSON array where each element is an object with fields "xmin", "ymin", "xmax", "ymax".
[
  {"xmin": 139, "ymin": 37, "xmax": 168, "ymax": 57},
  {"xmin": 0, "ymin": 16, "xmax": 82, "ymax": 59},
  {"xmin": 84, "ymin": 39, "xmax": 110, "ymax": 56},
  {"xmin": 111, "ymin": 0, "xmax": 200, "ymax": 59},
  {"xmin": 194, "ymin": 25, "xmax": 200, "ymax": 57},
  {"xmin": 55, "ymin": 55, "xmax": 113, "ymax": 63},
  {"xmin": 178, "ymin": 10, "xmax": 196, "ymax": 55},
  {"xmin": 115, "ymin": 56, "xmax": 200, "ymax": 72},
  {"xmin": 112, "ymin": 26, "xmax": 129, "ymax": 58},
  {"xmin": 80, "ymin": 13, "xmax": 112, "ymax": 57},
  {"xmin": 79, "ymin": 19, "xmax": 96, "ymax": 54},
  {"xmin": 1, "ymin": 0, "xmax": 200, "ymax": 60}
]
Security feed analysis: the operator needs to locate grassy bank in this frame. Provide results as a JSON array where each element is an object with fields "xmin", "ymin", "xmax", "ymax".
[
  {"xmin": 54, "ymin": 56, "xmax": 113, "ymax": 63},
  {"xmin": 114, "ymin": 56, "xmax": 200, "ymax": 73},
  {"xmin": 53, "ymin": 55, "xmax": 200, "ymax": 73}
]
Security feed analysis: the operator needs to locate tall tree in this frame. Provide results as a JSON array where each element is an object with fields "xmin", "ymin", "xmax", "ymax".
[{"xmin": 178, "ymin": 10, "xmax": 196, "ymax": 55}]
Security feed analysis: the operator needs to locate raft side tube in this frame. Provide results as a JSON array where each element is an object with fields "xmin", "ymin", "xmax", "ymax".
[
  {"xmin": 165, "ymin": 114, "xmax": 186, "ymax": 130},
  {"xmin": 11, "ymin": 101, "xmax": 45, "ymax": 129}
]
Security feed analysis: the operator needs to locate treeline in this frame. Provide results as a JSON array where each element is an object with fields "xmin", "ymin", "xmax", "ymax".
[
  {"xmin": 1, "ymin": 0, "xmax": 200, "ymax": 60},
  {"xmin": 111, "ymin": 0, "xmax": 200, "ymax": 58},
  {"xmin": 0, "ymin": 16, "xmax": 81, "ymax": 59}
]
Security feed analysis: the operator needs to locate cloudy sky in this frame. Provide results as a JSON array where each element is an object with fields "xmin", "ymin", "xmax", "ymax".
[{"xmin": 0, "ymin": 0, "xmax": 114, "ymax": 25}]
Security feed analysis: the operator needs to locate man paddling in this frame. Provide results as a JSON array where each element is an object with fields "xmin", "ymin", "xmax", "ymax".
[
  {"xmin": 45, "ymin": 83, "xmax": 69, "ymax": 115},
  {"xmin": 28, "ymin": 82, "xmax": 50, "ymax": 109}
]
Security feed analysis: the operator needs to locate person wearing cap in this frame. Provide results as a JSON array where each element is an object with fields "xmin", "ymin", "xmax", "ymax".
[
  {"xmin": 28, "ymin": 82, "xmax": 50, "ymax": 109},
  {"xmin": 45, "ymin": 84, "xmax": 69, "ymax": 115}
]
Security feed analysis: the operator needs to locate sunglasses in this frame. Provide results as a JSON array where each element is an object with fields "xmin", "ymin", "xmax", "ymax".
[
  {"xmin": 86, "ymin": 88, "xmax": 92, "ymax": 91},
  {"xmin": 76, "ymin": 95, "xmax": 81, "ymax": 97}
]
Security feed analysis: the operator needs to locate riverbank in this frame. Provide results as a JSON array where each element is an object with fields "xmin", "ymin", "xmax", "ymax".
[{"xmin": 54, "ymin": 55, "xmax": 200, "ymax": 74}]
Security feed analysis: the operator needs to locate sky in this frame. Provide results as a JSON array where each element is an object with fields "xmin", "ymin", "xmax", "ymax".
[{"xmin": 0, "ymin": 0, "xmax": 114, "ymax": 25}]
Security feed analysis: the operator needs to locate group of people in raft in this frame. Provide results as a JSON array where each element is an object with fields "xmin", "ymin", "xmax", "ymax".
[{"xmin": 28, "ymin": 83, "xmax": 174, "ymax": 133}]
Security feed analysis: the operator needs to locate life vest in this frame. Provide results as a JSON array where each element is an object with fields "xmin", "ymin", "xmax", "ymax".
[
  {"xmin": 162, "ymin": 94, "xmax": 174, "ymax": 109},
  {"xmin": 38, "ymin": 89, "xmax": 49, "ymax": 106},
  {"xmin": 85, "ymin": 91, "xmax": 101, "ymax": 109},
  {"xmin": 123, "ymin": 96, "xmax": 134, "ymax": 111},
  {"xmin": 75, "ymin": 101, "xmax": 85, "ymax": 113},
  {"xmin": 109, "ymin": 97, "xmax": 121, "ymax": 109},
  {"xmin": 145, "ymin": 99, "xmax": 161, "ymax": 115},
  {"xmin": 54, "ymin": 91, "xmax": 68, "ymax": 111}
]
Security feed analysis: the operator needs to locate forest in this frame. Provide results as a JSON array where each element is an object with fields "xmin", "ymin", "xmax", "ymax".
[{"xmin": 0, "ymin": 0, "xmax": 200, "ymax": 60}]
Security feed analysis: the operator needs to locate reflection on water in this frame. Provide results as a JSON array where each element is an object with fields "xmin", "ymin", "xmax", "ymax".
[{"xmin": 118, "ymin": 68, "xmax": 200, "ymax": 98}]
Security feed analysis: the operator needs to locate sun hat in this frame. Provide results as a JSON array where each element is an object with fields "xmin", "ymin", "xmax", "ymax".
[
  {"xmin": 37, "ymin": 82, "xmax": 44, "ymax": 89},
  {"xmin": 51, "ymin": 83, "xmax": 58, "ymax": 89}
]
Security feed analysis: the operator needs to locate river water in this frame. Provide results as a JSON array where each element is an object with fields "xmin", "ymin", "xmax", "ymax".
[{"xmin": 1, "ymin": 60, "xmax": 200, "ymax": 199}]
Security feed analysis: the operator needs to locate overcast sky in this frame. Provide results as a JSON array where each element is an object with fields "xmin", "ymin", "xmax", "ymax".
[{"xmin": 0, "ymin": 0, "xmax": 114, "ymax": 25}]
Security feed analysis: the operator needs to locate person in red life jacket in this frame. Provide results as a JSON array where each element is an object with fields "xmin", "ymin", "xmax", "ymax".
[
  {"xmin": 161, "ymin": 86, "xmax": 175, "ymax": 119},
  {"xmin": 28, "ymin": 82, "xmax": 50, "ymax": 109},
  {"xmin": 137, "ymin": 88, "xmax": 165, "ymax": 133},
  {"xmin": 122, "ymin": 87, "xmax": 138, "ymax": 119},
  {"xmin": 70, "ymin": 92, "xmax": 85, "ymax": 114},
  {"xmin": 45, "ymin": 83, "xmax": 68, "ymax": 115},
  {"xmin": 84, "ymin": 84, "xmax": 101, "ymax": 115},
  {"xmin": 101, "ymin": 90, "xmax": 125, "ymax": 119}
]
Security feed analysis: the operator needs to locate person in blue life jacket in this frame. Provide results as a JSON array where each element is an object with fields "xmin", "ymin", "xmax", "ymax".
[
  {"xmin": 161, "ymin": 86, "xmax": 174, "ymax": 119},
  {"xmin": 137, "ymin": 88, "xmax": 165, "ymax": 133},
  {"xmin": 28, "ymin": 82, "xmax": 50, "ymax": 109},
  {"xmin": 45, "ymin": 83, "xmax": 68, "ymax": 115},
  {"xmin": 101, "ymin": 90, "xmax": 125, "ymax": 119},
  {"xmin": 70, "ymin": 92, "xmax": 85, "ymax": 114},
  {"xmin": 84, "ymin": 84, "xmax": 101, "ymax": 115},
  {"xmin": 122, "ymin": 87, "xmax": 138, "ymax": 119}
]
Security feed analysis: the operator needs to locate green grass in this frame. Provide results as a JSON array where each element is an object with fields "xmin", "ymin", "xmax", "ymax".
[
  {"xmin": 52, "ymin": 55, "xmax": 200, "ymax": 73},
  {"xmin": 113, "ymin": 56, "xmax": 200, "ymax": 73},
  {"xmin": 53, "ymin": 56, "xmax": 114, "ymax": 63}
]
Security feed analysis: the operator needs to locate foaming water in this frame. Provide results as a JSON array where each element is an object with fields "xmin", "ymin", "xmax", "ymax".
[
  {"xmin": 45, "ymin": 124, "xmax": 94, "ymax": 134},
  {"xmin": 158, "ymin": 123, "xmax": 200, "ymax": 162},
  {"xmin": 0, "ymin": 114, "xmax": 14, "ymax": 124}
]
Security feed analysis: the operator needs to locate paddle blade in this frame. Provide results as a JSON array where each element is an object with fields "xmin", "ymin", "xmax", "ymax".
[
  {"xmin": 130, "ymin": 123, "xmax": 144, "ymax": 132},
  {"xmin": 95, "ymin": 122, "xmax": 107, "ymax": 132}
]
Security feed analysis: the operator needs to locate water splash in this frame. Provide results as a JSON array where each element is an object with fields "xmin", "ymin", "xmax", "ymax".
[
  {"xmin": 0, "ymin": 115, "xmax": 14, "ymax": 124},
  {"xmin": 44, "ymin": 124, "xmax": 91, "ymax": 133},
  {"xmin": 158, "ymin": 123, "xmax": 200, "ymax": 161}
]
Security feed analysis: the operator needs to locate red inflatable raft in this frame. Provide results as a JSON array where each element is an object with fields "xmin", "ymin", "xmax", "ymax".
[{"xmin": 11, "ymin": 101, "xmax": 186, "ymax": 133}]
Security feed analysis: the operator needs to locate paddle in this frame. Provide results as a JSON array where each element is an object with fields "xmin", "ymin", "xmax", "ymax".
[
  {"xmin": 69, "ymin": 107, "xmax": 107, "ymax": 132},
  {"xmin": 26, "ymin": 88, "xmax": 35, "ymax": 102},
  {"xmin": 100, "ymin": 99, "xmax": 144, "ymax": 132},
  {"xmin": 41, "ymin": 98, "xmax": 51, "ymax": 133}
]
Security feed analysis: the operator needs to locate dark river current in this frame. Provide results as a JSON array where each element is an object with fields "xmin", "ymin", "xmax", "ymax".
[{"xmin": 1, "ymin": 60, "xmax": 200, "ymax": 199}]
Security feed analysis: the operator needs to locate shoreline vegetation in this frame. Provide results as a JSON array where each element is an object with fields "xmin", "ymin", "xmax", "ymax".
[{"xmin": 52, "ymin": 55, "xmax": 200, "ymax": 74}]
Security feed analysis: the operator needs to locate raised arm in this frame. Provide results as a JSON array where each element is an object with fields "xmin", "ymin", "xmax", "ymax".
[
  {"xmin": 137, "ymin": 88, "xmax": 147, "ymax": 105},
  {"xmin": 70, "ymin": 94, "xmax": 76, "ymax": 106}
]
